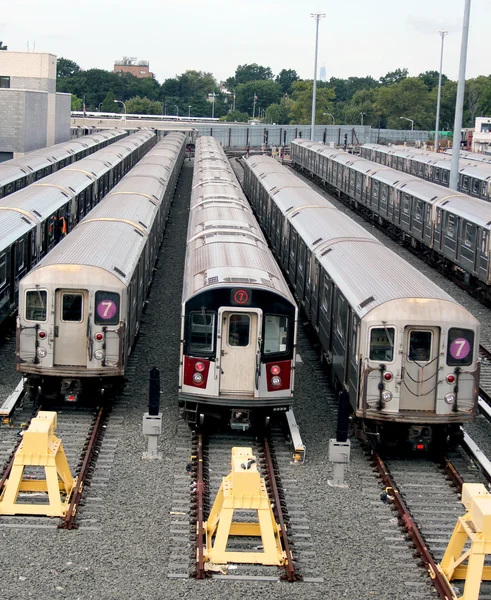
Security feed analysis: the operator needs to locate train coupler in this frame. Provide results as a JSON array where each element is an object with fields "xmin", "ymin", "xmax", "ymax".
[
  {"xmin": 0, "ymin": 411, "xmax": 76, "ymax": 517},
  {"xmin": 230, "ymin": 409, "xmax": 251, "ymax": 431},
  {"xmin": 202, "ymin": 447, "xmax": 286, "ymax": 566}
]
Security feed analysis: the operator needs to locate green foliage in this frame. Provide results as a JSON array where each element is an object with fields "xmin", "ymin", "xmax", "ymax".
[
  {"xmin": 101, "ymin": 90, "xmax": 117, "ymax": 112},
  {"xmin": 71, "ymin": 95, "xmax": 83, "ymax": 111},
  {"xmin": 57, "ymin": 57, "xmax": 81, "ymax": 79},
  {"xmin": 235, "ymin": 80, "xmax": 282, "ymax": 115},
  {"xmin": 264, "ymin": 103, "xmax": 290, "ymax": 125},
  {"xmin": 379, "ymin": 68, "xmax": 409, "ymax": 86},
  {"xmin": 0, "ymin": 41, "xmax": 7, "ymax": 51},
  {"xmin": 233, "ymin": 63, "xmax": 274, "ymax": 86},
  {"xmin": 219, "ymin": 110, "xmax": 249, "ymax": 122},
  {"xmin": 288, "ymin": 81, "xmax": 335, "ymax": 124},
  {"xmin": 419, "ymin": 70, "xmax": 448, "ymax": 91},
  {"xmin": 275, "ymin": 69, "xmax": 299, "ymax": 95},
  {"xmin": 126, "ymin": 96, "xmax": 162, "ymax": 115}
]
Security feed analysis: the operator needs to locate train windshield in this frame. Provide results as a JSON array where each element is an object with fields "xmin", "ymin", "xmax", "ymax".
[
  {"xmin": 447, "ymin": 328, "xmax": 474, "ymax": 367},
  {"xmin": 25, "ymin": 290, "xmax": 47, "ymax": 322},
  {"xmin": 264, "ymin": 315, "xmax": 289, "ymax": 354},
  {"xmin": 369, "ymin": 327, "xmax": 394, "ymax": 362},
  {"xmin": 408, "ymin": 331, "xmax": 432, "ymax": 362},
  {"xmin": 189, "ymin": 311, "xmax": 215, "ymax": 354},
  {"xmin": 228, "ymin": 314, "xmax": 250, "ymax": 347}
]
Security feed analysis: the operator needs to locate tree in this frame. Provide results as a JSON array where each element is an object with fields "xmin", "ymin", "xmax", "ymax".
[
  {"xmin": 229, "ymin": 63, "xmax": 274, "ymax": 89},
  {"xmin": 126, "ymin": 96, "xmax": 162, "ymax": 115},
  {"xmin": 379, "ymin": 68, "xmax": 409, "ymax": 86},
  {"xmin": 219, "ymin": 110, "xmax": 249, "ymax": 122},
  {"xmin": 0, "ymin": 41, "xmax": 7, "ymax": 51},
  {"xmin": 235, "ymin": 80, "xmax": 282, "ymax": 115},
  {"xmin": 57, "ymin": 57, "xmax": 81, "ymax": 79},
  {"xmin": 419, "ymin": 70, "xmax": 448, "ymax": 92},
  {"xmin": 465, "ymin": 76, "xmax": 491, "ymax": 125},
  {"xmin": 71, "ymin": 95, "xmax": 83, "ymax": 111},
  {"xmin": 288, "ymin": 81, "xmax": 335, "ymax": 124},
  {"xmin": 265, "ymin": 103, "xmax": 290, "ymax": 125},
  {"xmin": 101, "ymin": 90, "xmax": 117, "ymax": 112},
  {"xmin": 276, "ymin": 69, "xmax": 299, "ymax": 95}
]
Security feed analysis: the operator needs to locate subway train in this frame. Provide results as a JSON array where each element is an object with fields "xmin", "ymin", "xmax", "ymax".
[
  {"xmin": 16, "ymin": 132, "xmax": 186, "ymax": 402},
  {"xmin": 292, "ymin": 139, "xmax": 491, "ymax": 302},
  {"xmin": 243, "ymin": 154, "xmax": 480, "ymax": 450},
  {"xmin": 179, "ymin": 137, "xmax": 298, "ymax": 430},
  {"xmin": 0, "ymin": 130, "xmax": 156, "ymax": 328},
  {"xmin": 361, "ymin": 143, "xmax": 491, "ymax": 202},
  {"xmin": 443, "ymin": 147, "xmax": 491, "ymax": 166},
  {"xmin": 0, "ymin": 129, "xmax": 127, "ymax": 200}
]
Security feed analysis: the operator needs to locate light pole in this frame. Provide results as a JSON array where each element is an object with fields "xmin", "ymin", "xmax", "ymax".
[
  {"xmin": 164, "ymin": 103, "xmax": 167, "ymax": 116},
  {"xmin": 252, "ymin": 93, "xmax": 257, "ymax": 118},
  {"xmin": 211, "ymin": 93, "xmax": 215, "ymax": 119},
  {"xmin": 233, "ymin": 92, "xmax": 236, "ymax": 112},
  {"xmin": 450, "ymin": 0, "xmax": 472, "ymax": 191},
  {"xmin": 175, "ymin": 105, "xmax": 179, "ymax": 117},
  {"xmin": 323, "ymin": 112, "xmax": 335, "ymax": 125},
  {"xmin": 188, "ymin": 105, "xmax": 191, "ymax": 118},
  {"xmin": 310, "ymin": 11, "xmax": 325, "ymax": 141},
  {"xmin": 434, "ymin": 30, "xmax": 448, "ymax": 152},
  {"xmin": 98, "ymin": 102, "xmax": 103, "ymax": 112},
  {"xmin": 400, "ymin": 116, "xmax": 414, "ymax": 131},
  {"xmin": 114, "ymin": 99, "xmax": 127, "ymax": 120},
  {"xmin": 360, "ymin": 112, "xmax": 366, "ymax": 126}
]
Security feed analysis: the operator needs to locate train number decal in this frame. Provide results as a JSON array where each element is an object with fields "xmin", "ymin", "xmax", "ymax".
[
  {"xmin": 97, "ymin": 300, "xmax": 117, "ymax": 320},
  {"xmin": 449, "ymin": 338, "xmax": 471, "ymax": 360},
  {"xmin": 231, "ymin": 288, "xmax": 251, "ymax": 306}
]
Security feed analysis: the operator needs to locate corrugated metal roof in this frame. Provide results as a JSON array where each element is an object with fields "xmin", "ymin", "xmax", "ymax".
[{"xmin": 0, "ymin": 210, "xmax": 36, "ymax": 251}]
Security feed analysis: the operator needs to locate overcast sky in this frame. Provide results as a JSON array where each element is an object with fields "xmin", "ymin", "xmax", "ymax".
[{"xmin": 1, "ymin": 0, "xmax": 489, "ymax": 84}]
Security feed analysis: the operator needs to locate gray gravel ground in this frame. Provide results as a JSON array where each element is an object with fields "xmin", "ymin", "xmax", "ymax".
[{"xmin": 1, "ymin": 157, "xmax": 488, "ymax": 600}]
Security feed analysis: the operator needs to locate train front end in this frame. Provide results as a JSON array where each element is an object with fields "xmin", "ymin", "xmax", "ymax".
[{"xmin": 179, "ymin": 285, "xmax": 297, "ymax": 430}]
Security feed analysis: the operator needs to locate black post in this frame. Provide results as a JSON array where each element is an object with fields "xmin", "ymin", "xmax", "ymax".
[
  {"xmin": 336, "ymin": 390, "xmax": 350, "ymax": 443},
  {"xmin": 149, "ymin": 367, "xmax": 160, "ymax": 416}
]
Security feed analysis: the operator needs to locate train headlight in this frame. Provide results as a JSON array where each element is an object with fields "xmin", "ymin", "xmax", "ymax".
[
  {"xmin": 37, "ymin": 347, "xmax": 47, "ymax": 358},
  {"xmin": 381, "ymin": 391, "xmax": 393, "ymax": 403},
  {"xmin": 193, "ymin": 372, "xmax": 204, "ymax": 384},
  {"xmin": 444, "ymin": 393, "xmax": 456, "ymax": 405},
  {"xmin": 271, "ymin": 376, "xmax": 282, "ymax": 387},
  {"xmin": 94, "ymin": 349, "xmax": 104, "ymax": 360}
]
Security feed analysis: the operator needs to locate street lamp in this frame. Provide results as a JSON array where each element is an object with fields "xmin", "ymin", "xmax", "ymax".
[
  {"xmin": 252, "ymin": 93, "xmax": 257, "ymax": 118},
  {"xmin": 98, "ymin": 102, "xmax": 103, "ymax": 112},
  {"xmin": 211, "ymin": 92, "xmax": 215, "ymax": 119},
  {"xmin": 400, "ymin": 116, "xmax": 414, "ymax": 131},
  {"xmin": 310, "ymin": 11, "xmax": 326, "ymax": 141},
  {"xmin": 175, "ymin": 105, "xmax": 179, "ymax": 117},
  {"xmin": 163, "ymin": 103, "xmax": 167, "ymax": 116},
  {"xmin": 360, "ymin": 112, "xmax": 366, "ymax": 126},
  {"xmin": 323, "ymin": 112, "xmax": 335, "ymax": 125},
  {"xmin": 434, "ymin": 30, "xmax": 448, "ymax": 152},
  {"xmin": 188, "ymin": 105, "xmax": 192, "ymax": 118},
  {"xmin": 114, "ymin": 99, "xmax": 127, "ymax": 119}
]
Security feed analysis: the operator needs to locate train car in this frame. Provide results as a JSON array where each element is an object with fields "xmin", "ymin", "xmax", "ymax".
[
  {"xmin": 0, "ymin": 131, "xmax": 156, "ymax": 328},
  {"xmin": 361, "ymin": 143, "xmax": 491, "ymax": 202},
  {"xmin": 243, "ymin": 155, "xmax": 480, "ymax": 450},
  {"xmin": 292, "ymin": 139, "xmax": 491, "ymax": 302},
  {"xmin": 179, "ymin": 137, "xmax": 298, "ymax": 430},
  {"xmin": 16, "ymin": 133, "xmax": 186, "ymax": 402},
  {"xmin": 0, "ymin": 129, "xmax": 127, "ymax": 200},
  {"xmin": 443, "ymin": 148, "xmax": 491, "ymax": 166}
]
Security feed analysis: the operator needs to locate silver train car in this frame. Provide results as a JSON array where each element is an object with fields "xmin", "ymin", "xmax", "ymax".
[
  {"xmin": 16, "ymin": 133, "xmax": 186, "ymax": 402},
  {"xmin": 243, "ymin": 155, "xmax": 480, "ymax": 449},
  {"xmin": 0, "ymin": 129, "xmax": 127, "ymax": 199},
  {"xmin": 292, "ymin": 139, "xmax": 491, "ymax": 301},
  {"xmin": 361, "ymin": 143, "xmax": 491, "ymax": 202},
  {"xmin": 0, "ymin": 131, "xmax": 156, "ymax": 326},
  {"xmin": 179, "ymin": 137, "xmax": 298, "ymax": 430}
]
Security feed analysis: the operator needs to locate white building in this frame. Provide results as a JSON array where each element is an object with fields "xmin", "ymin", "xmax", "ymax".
[
  {"xmin": 0, "ymin": 51, "xmax": 71, "ymax": 160},
  {"xmin": 472, "ymin": 117, "xmax": 491, "ymax": 154}
]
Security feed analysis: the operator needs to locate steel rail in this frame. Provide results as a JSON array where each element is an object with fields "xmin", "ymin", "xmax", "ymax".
[
  {"xmin": 371, "ymin": 451, "xmax": 455, "ymax": 599},
  {"xmin": 262, "ymin": 436, "xmax": 298, "ymax": 582},
  {"xmin": 62, "ymin": 406, "xmax": 106, "ymax": 530},
  {"xmin": 196, "ymin": 432, "xmax": 206, "ymax": 579}
]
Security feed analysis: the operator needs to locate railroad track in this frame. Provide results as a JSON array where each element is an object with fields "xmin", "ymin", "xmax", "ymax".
[{"xmin": 167, "ymin": 417, "xmax": 323, "ymax": 583}]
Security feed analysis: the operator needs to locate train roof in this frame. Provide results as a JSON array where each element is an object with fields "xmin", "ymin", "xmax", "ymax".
[{"xmin": 0, "ymin": 209, "xmax": 36, "ymax": 249}]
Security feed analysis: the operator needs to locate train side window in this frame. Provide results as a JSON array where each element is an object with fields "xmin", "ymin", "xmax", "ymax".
[
  {"xmin": 335, "ymin": 294, "xmax": 347, "ymax": 339},
  {"xmin": 442, "ymin": 169, "xmax": 449, "ymax": 184},
  {"xmin": 446, "ymin": 214, "xmax": 455, "ymax": 237},
  {"xmin": 0, "ymin": 253, "xmax": 5, "ymax": 286},
  {"xmin": 228, "ymin": 314, "xmax": 250, "ymax": 347},
  {"xmin": 402, "ymin": 194, "xmax": 410, "ymax": 215},
  {"xmin": 321, "ymin": 275, "xmax": 331, "ymax": 314},
  {"xmin": 472, "ymin": 179, "xmax": 480, "ymax": 195},
  {"xmin": 447, "ymin": 327, "xmax": 474, "ymax": 367},
  {"xmin": 435, "ymin": 168, "xmax": 440, "ymax": 182},
  {"xmin": 462, "ymin": 175, "xmax": 469, "ymax": 191},
  {"xmin": 372, "ymin": 179, "xmax": 379, "ymax": 198},
  {"xmin": 298, "ymin": 242, "xmax": 305, "ymax": 273},
  {"xmin": 481, "ymin": 231, "xmax": 488, "ymax": 254},
  {"xmin": 25, "ymin": 290, "xmax": 47, "ymax": 322},
  {"xmin": 408, "ymin": 331, "xmax": 432, "ymax": 362},
  {"xmin": 189, "ymin": 311, "xmax": 215, "ymax": 354},
  {"xmin": 381, "ymin": 184, "xmax": 388, "ymax": 202},
  {"xmin": 415, "ymin": 200, "xmax": 422, "ymax": 221},
  {"xmin": 16, "ymin": 239, "xmax": 25, "ymax": 270},
  {"xmin": 369, "ymin": 327, "xmax": 394, "ymax": 362},
  {"xmin": 62, "ymin": 293, "xmax": 83, "ymax": 322},
  {"xmin": 95, "ymin": 291, "xmax": 120, "ymax": 326},
  {"xmin": 264, "ymin": 315, "xmax": 289, "ymax": 354},
  {"xmin": 464, "ymin": 223, "xmax": 475, "ymax": 248}
]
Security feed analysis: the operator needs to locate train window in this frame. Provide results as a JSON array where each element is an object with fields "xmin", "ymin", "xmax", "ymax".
[
  {"xmin": 16, "ymin": 239, "xmax": 25, "ymax": 270},
  {"xmin": 369, "ymin": 328, "xmax": 394, "ymax": 362},
  {"xmin": 264, "ymin": 315, "xmax": 288, "ymax": 354},
  {"xmin": 381, "ymin": 184, "xmax": 388, "ymax": 202},
  {"xmin": 408, "ymin": 331, "xmax": 432, "ymax": 362},
  {"xmin": 472, "ymin": 179, "xmax": 480, "ymax": 195},
  {"xmin": 335, "ymin": 295, "xmax": 347, "ymax": 339},
  {"xmin": 402, "ymin": 194, "xmax": 410, "ymax": 215},
  {"xmin": 481, "ymin": 231, "xmax": 488, "ymax": 254},
  {"xmin": 464, "ymin": 223, "xmax": 475, "ymax": 248},
  {"xmin": 189, "ymin": 311, "xmax": 215, "ymax": 354},
  {"xmin": 446, "ymin": 214, "xmax": 455, "ymax": 237},
  {"xmin": 435, "ymin": 168, "xmax": 440, "ymax": 182},
  {"xmin": 321, "ymin": 276, "xmax": 331, "ymax": 314},
  {"xmin": 442, "ymin": 170, "xmax": 449, "ymax": 184},
  {"xmin": 298, "ymin": 242, "xmax": 305, "ymax": 273},
  {"xmin": 372, "ymin": 180, "xmax": 379, "ymax": 198},
  {"xmin": 462, "ymin": 176, "xmax": 469, "ymax": 191},
  {"xmin": 447, "ymin": 327, "xmax": 474, "ymax": 367},
  {"xmin": 95, "ymin": 291, "xmax": 120, "ymax": 326},
  {"xmin": 62, "ymin": 293, "xmax": 83, "ymax": 322},
  {"xmin": 0, "ymin": 253, "xmax": 6, "ymax": 286},
  {"xmin": 415, "ymin": 200, "xmax": 422, "ymax": 221},
  {"xmin": 25, "ymin": 290, "xmax": 47, "ymax": 322},
  {"xmin": 228, "ymin": 314, "xmax": 250, "ymax": 347}
]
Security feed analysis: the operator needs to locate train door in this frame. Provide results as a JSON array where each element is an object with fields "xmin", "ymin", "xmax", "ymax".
[
  {"xmin": 54, "ymin": 290, "xmax": 89, "ymax": 366},
  {"xmin": 400, "ymin": 327, "xmax": 440, "ymax": 411},
  {"xmin": 218, "ymin": 309, "xmax": 260, "ymax": 396}
]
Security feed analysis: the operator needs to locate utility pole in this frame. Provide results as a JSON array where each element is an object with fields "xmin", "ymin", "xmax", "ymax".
[
  {"xmin": 253, "ymin": 93, "xmax": 257, "ymax": 118},
  {"xmin": 310, "ymin": 11, "xmax": 325, "ymax": 141},
  {"xmin": 450, "ymin": 0, "xmax": 472, "ymax": 191},
  {"xmin": 434, "ymin": 30, "xmax": 448, "ymax": 152}
]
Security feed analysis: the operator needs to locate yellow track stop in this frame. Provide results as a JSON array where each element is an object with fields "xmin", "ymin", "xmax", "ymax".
[
  {"xmin": 438, "ymin": 483, "xmax": 491, "ymax": 600},
  {"xmin": 0, "ymin": 411, "xmax": 76, "ymax": 517},
  {"xmin": 202, "ymin": 447, "xmax": 286, "ymax": 566}
]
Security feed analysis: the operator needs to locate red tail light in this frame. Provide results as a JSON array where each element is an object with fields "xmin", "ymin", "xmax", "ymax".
[
  {"xmin": 416, "ymin": 444, "xmax": 425, "ymax": 451},
  {"xmin": 266, "ymin": 360, "xmax": 291, "ymax": 392},
  {"xmin": 184, "ymin": 357, "xmax": 210, "ymax": 388},
  {"xmin": 38, "ymin": 330, "xmax": 47, "ymax": 339},
  {"xmin": 384, "ymin": 372, "xmax": 393, "ymax": 382},
  {"xmin": 270, "ymin": 364, "xmax": 281, "ymax": 375},
  {"xmin": 446, "ymin": 374, "xmax": 456, "ymax": 384},
  {"xmin": 95, "ymin": 333, "xmax": 103, "ymax": 341}
]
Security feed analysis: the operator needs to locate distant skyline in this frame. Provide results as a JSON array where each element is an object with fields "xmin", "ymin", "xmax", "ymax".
[{"xmin": 1, "ymin": 0, "xmax": 490, "ymax": 84}]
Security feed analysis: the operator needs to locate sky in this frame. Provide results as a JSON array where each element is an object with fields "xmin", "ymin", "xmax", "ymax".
[{"xmin": 0, "ymin": 0, "xmax": 490, "ymax": 84}]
